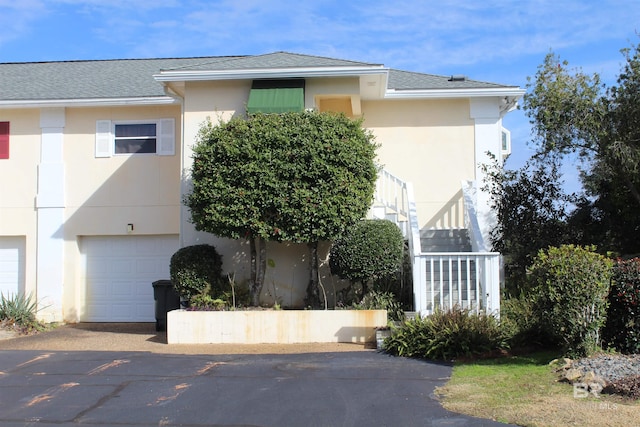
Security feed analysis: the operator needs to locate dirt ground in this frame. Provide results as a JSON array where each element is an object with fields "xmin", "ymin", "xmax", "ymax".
[{"xmin": 0, "ymin": 322, "xmax": 374, "ymax": 354}]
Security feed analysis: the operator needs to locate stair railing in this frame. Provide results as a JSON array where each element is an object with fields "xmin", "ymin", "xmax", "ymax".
[{"xmin": 374, "ymin": 171, "xmax": 501, "ymax": 317}]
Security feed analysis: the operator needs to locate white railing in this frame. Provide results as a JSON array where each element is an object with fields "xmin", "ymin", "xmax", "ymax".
[
  {"xmin": 417, "ymin": 252, "xmax": 501, "ymax": 315},
  {"xmin": 374, "ymin": 170, "xmax": 501, "ymax": 317},
  {"xmin": 461, "ymin": 180, "xmax": 487, "ymax": 252},
  {"xmin": 374, "ymin": 169, "xmax": 410, "ymax": 237}
]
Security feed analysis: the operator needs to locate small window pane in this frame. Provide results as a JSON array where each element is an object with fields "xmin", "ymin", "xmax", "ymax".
[
  {"xmin": 115, "ymin": 138, "xmax": 156, "ymax": 154},
  {"xmin": 115, "ymin": 123, "xmax": 156, "ymax": 138}
]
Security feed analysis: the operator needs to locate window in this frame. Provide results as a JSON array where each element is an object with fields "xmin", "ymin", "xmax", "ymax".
[
  {"xmin": 95, "ymin": 119, "xmax": 174, "ymax": 158},
  {"xmin": 0, "ymin": 122, "xmax": 9, "ymax": 159},
  {"xmin": 501, "ymin": 127, "xmax": 511, "ymax": 158},
  {"xmin": 247, "ymin": 79, "xmax": 305, "ymax": 114},
  {"xmin": 115, "ymin": 123, "xmax": 157, "ymax": 154}
]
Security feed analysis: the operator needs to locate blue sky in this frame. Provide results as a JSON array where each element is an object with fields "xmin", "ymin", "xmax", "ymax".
[{"xmin": 1, "ymin": 0, "xmax": 639, "ymax": 189}]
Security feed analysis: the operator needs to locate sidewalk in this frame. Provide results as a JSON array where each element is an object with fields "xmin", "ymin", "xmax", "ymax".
[{"xmin": 0, "ymin": 322, "xmax": 372, "ymax": 354}]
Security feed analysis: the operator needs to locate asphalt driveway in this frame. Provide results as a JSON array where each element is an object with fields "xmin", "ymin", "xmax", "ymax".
[{"xmin": 0, "ymin": 325, "xmax": 513, "ymax": 426}]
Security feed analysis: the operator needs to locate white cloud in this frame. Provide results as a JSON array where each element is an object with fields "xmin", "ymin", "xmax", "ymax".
[
  {"xmin": 0, "ymin": 1, "xmax": 48, "ymax": 46},
  {"xmin": 2, "ymin": 0, "xmax": 638, "ymax": 78}
]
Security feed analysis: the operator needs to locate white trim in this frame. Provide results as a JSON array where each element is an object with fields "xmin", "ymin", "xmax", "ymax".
[
  {"xmin": 0, "ymin": 96, "xmax": 178, "ymax": 109},
  {"xmin": 154, "ymin": 66, "xmax": 389, "ymax": 82},
  {"xmin": 384, "ymin": 88, "xmax": 525, "ymax": 100},
  {"xmin": 36, "ymin": 108, "xmax": 66, "ymax": 322},
  {"xmin": 158, "ymin": 118, "xmax": 175, "ymax": 156},
  {"xmin": 95, "ymin": 120, "xmax": 112, "ymax": 158}
]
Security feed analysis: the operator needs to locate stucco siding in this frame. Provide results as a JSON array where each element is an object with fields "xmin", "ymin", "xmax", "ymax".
[
  {"xmin": 363, "ymin": 99, "xmax": 475, "ymax": 229},
  {"xmin": 0, "ymin": 109, "xmax": 40, "ymax": 298}
]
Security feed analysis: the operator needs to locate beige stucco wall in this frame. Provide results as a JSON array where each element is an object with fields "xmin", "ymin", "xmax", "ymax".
[
  {"xmin": 61, "ymin": 105, "xmax": 182, "ymax": 320},
  {"xmin": 0, "ymin": 105, "xmax": 183, "ymax": 321},
  {"xmin": 63, "ymin": 106, "xmax": 181, "ymax": 234},
  {"xmin": 362, "ymin": 98, "xmax": 475, "ymax": 229},
  {"xmin": 0, "ymin": 109, "xmax": 40, "ymax": 296}
]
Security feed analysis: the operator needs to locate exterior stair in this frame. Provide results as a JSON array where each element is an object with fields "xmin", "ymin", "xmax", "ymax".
[
  {"xmin": 420, "ymin": 229, "xmax": 478, "ymax": 311},
  {"xmin": 420, "ymin": 229, "xmax": 471, "ymax": 252}
]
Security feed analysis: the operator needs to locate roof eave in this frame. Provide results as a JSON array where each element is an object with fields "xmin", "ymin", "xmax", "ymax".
[
  {"xmin": 0, "ymin": 96, "xmax": 179, "ymax": 109},
  {"xmin": 384, "ymin": 87, "xmax": 526, "ymax": 99},
  {"xmin": 154, "ymin": 66, "xmax": 389, "ymax": 82}
]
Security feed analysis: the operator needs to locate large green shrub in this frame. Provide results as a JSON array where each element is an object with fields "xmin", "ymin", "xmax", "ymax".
[
  {"xmin": 602, "ymin": 258, "xmax": 640, "ymax": 354},
  {"xmin": 499, "ymin": 295, "xmax": 550, "ymax": 350},
  {"xmin": 169, "ymin": 244, "xmax": 224, "ymax": 301},
  {"xmin": 330, "ymin": 219, "xmax": 404, "ymax": 299},
  {"xmin": 384, "ymin": 307, "xmax": 507, "ymax": 361},
  {"xmin": 527, "ymin": 244, "xmax": 613, "ymax": 357}
]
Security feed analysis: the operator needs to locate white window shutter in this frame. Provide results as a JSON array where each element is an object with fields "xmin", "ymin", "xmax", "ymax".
[
  {"xmin": 157, "ymin": 118, "xmax": 175, "ymax": 156},
  {"xmin": 95, "ymin": 120, "xmax": 112, "ymax": 158}
]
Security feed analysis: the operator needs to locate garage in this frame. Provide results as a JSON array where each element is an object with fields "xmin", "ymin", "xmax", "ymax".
[
  {"xmin": 82, "ymin": 235, "xmax": 179, "ymax": 322},
  {"xmin": 0, "ymin": 236, "xmax": 25, "ymax": 297}
]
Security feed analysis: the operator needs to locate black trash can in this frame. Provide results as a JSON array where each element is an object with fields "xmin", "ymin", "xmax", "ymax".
[{"xmin": 152, "ymin": 280, "xmax": 181, "ymax": 332}]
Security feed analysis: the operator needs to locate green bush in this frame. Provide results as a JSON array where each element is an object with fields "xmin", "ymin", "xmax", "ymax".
[
  {"xmin": 384, "ymin": 307, "xmax": 507, "ymax": 361},
  {"xmin": 0, "ymin": 292, "xmax": 44, "ymax": 332},
  {"xmin": 330, "ymin": 219, "xmax": 404, "ymax": 299},
  {"xmin": 354, "ymin": 290, "xmax": 405, "ymax": 322},
  {"xmin": 603, "ymin": 258, "xmax": 640, "ymax": 354},
  {"xmin": 188, "ymin": 293, "xmax": 228, "ymax": 311},
  {"xmin": 527, "ymin": 244, "xmax": 613, "ymax": 357},
  {"xmin": 372, "ymin": 240, "xmax": 413, "ymax": 310},
  {"xmin": 500, "ymin": 295, "xmax": 550, "ymax": 349},
  {"xmin": 170, "ymin": 244, "xmax": 224, "ymax": 301}
]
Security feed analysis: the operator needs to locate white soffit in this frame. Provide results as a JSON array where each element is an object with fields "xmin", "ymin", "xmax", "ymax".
[
  {"xmin": 384, "ymin": 87, "xmax": 526, "ymax": 100},
  {"xmin": 0, "ymin": 96, "xmax": 179, "ymax": 109},
  {"xmin": 154, "ymin": 66, "xmax": 389, "ymax": 82}
]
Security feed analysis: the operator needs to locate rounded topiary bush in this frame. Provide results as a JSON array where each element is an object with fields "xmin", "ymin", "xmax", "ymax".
[
  {"xmin": 330, "ymin": 219, "xmax": 404, "ymax": 299},
  {"xmin": 169, "ymin": 244, "xmax": 224, "ymax": 301},
  {"xmin": 527, "ymin": 244, "xmax": 613, "ymax": 357}
]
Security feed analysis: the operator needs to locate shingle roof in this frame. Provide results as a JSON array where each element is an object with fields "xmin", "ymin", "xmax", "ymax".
[
  {"xmin": 388, "ymin": 69, "xmax": 510, "ymax": 90},
  {"xmin": 0, "ymin": 51, "xmax": 516, "ymax": 102},
  {"xmin": 161, "ymin": 51, "xmax": 381, "ymax": 72},
  {"xmin": 0, "ymin": 57, "xmax": 241, "ymax": 101}
]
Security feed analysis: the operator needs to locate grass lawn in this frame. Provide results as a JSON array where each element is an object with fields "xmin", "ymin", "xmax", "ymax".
[{"xmin": 435, "ymin": 351, "xmax": 640, "ymax": 426}]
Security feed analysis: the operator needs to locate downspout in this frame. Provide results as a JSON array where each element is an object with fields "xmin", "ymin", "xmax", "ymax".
[{"xmin": 162, "ymin": 84, "xmax": 186, "ymax": 248}]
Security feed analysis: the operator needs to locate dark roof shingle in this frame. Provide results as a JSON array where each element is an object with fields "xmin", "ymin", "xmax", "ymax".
[{"xmin": 0, "ymin": 52, "xmax": 516, "ymax": 102}]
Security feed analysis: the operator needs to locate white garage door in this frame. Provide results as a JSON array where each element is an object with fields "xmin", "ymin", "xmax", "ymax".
[
  {"xmin": 82, "ymin": 235, "xmax": 179, "ymax": 322},
  {"xmin": 0, "ymin": 236, "xmax": 25, "ymax": 297}
]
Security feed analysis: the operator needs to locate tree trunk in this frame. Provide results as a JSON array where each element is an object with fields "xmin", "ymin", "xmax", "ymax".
[
  {"xmin": 249, "ymin": 235, "xmax": 267, "ymax": 306},
  {"xmin": 305, "ymin": 241, "xmax": 321, "ymax": 308},
  {"xmin": 249, "ymin": 235, "xmax": 258, "ymax": 306},
  {"xmin": 256, "ymin": 236, "xmax": 267, "ymax": 306}
]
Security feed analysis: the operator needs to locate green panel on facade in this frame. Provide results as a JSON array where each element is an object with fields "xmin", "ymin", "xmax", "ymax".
[{"xmin": 247, "ymin": 88, "xmax": 304, "ymax": 114}]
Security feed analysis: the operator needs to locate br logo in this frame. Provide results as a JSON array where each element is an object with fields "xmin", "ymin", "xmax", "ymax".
[{"xmin": 573, "ymin": 382, "xmax": 603, "ymax": 398}]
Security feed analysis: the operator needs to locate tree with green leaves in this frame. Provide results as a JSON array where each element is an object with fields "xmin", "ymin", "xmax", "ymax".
[
  {"xmin": 482, "ymin": 153, "xmax": 575, "ymax": 295},
  {"xmin": 186, "ymin": 111, "xmax": 378, "ymax": 307},
  {"xmin": 522, "ymin": 43, "xmax": 640, "ymax": 254}
]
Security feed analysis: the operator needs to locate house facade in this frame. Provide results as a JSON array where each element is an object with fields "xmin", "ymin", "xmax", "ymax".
[{"xmin": 0, "ymin": 52, "xmax": 523, "ymax": 322}]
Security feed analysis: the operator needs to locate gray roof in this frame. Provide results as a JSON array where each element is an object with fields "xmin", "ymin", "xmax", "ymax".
[
  {"xmin": 388, "ymin": 69, "xmax": 509, "ymax": 90},
  {"xmin": 161, "ymin": 51, "xmax": 382, "ymax": 72},
  {"xmin": 0, "ymin": 51, "xmax": 516, "ymax": 102}
]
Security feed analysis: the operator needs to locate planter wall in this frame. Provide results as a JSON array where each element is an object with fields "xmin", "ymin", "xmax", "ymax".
[{"xmin": 167, "ymin": 309, "xmax": 388, "ymax": 344}]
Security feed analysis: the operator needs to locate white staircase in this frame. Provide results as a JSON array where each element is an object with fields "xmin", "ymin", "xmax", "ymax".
[{"xmin": 371, "ymin": 170, "xmax": 501, "ymax": 317}]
